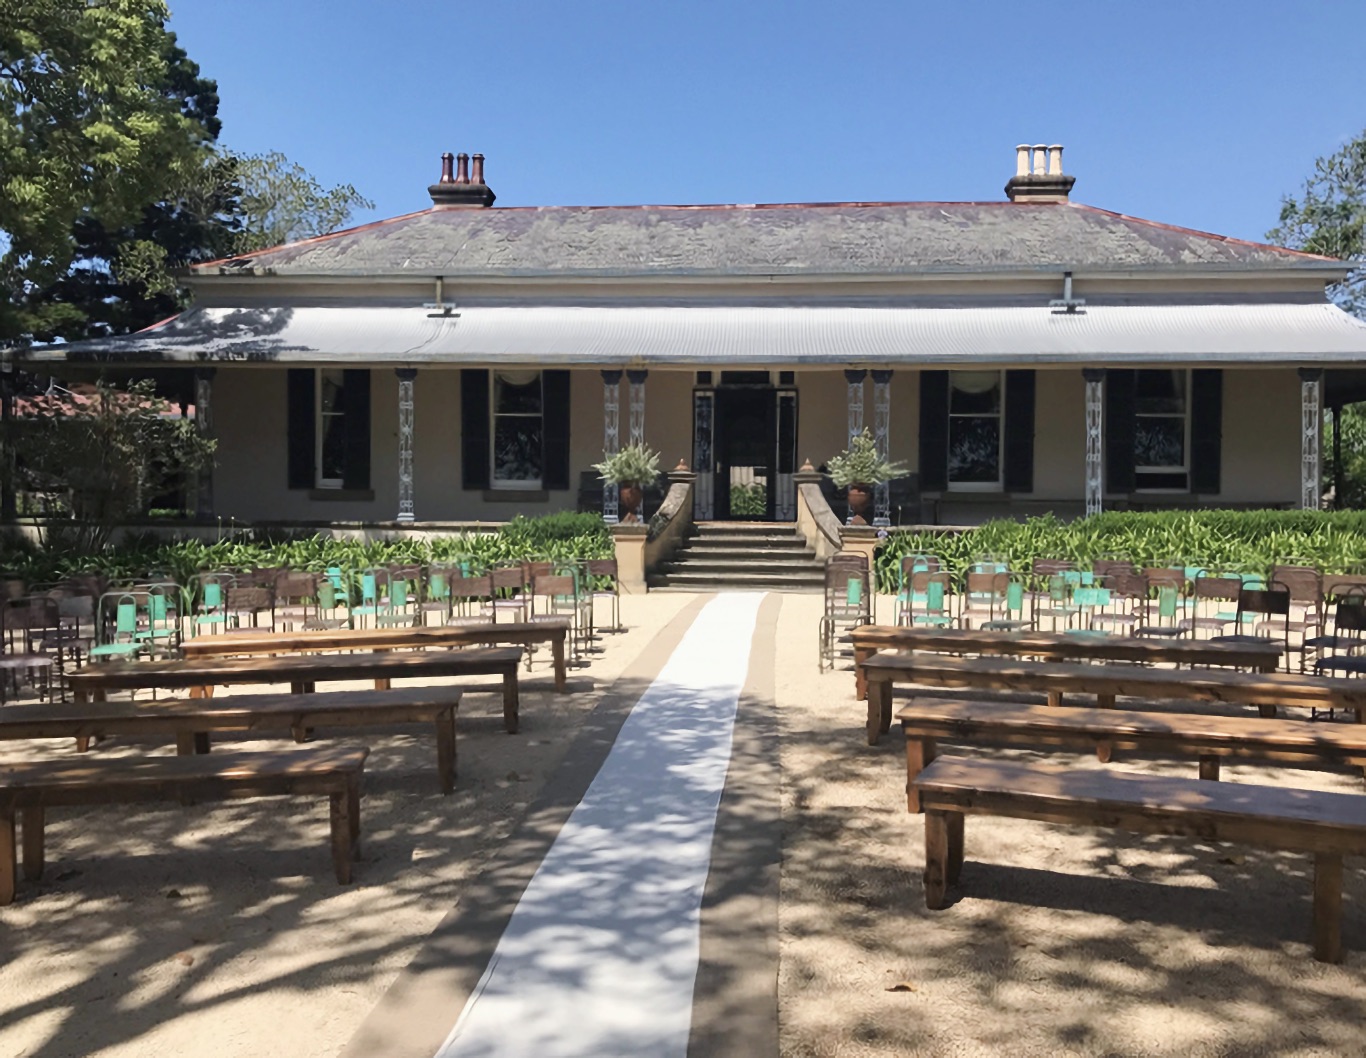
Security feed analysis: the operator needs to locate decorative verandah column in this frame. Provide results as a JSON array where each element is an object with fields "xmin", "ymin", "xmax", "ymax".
[
  {"xmin": 601, "ymin": 369, "xmax": 622, "ymax": 523},
  {"xmin": 1083, "ymin": 367, "xmax": 1104, "ymax": 517},
  {"xmin": 396, "ymin": 368, "xmax": 416, "ymax": 523},
  {"xmin": 1301, "ymin": 367, "xmax": 1324, "ymax": 510},
  {"xmin": 194, "ymin": 368, "xmax": 215, "ymax": 518},
  {"xmin": 844, "ymin": 368, "xmax": 866, "ymax": 526},
  {"xmin": 625, "ymin": 369, "xmax": 648, "ymax": 521},
  {"xmin": 872, "ymin": 369, "xmax": 892, "ymax": 527}
]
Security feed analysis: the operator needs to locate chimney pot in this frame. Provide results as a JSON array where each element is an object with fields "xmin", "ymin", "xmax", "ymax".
[
  {"xmin": 1004, "ymin": 141, "xmax": 1075, "ymax": 203},
  {"xmin": 455, "ymin": 153, "xmax": 471, "ymax": 184},
  {"xmin": 439, "ymin": 152, "xmax": 455, "ymax": 184},
  {"xmin": 471, "ymin": 153, "xmax": 486, "ymax": 185},
  {"xmin": 428, "ymin": 151, "xmax": 497, "ymax": 208}
]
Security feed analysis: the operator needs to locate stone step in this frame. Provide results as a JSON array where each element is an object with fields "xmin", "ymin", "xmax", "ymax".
[
  {"xmin": 656, "ymin": 557, "xmax": 822, "ymax": 575},
  {"xmin": 683, "ymin": 535, "xmax": 809, "ymax": 549},
  {"xmin": 672, "ymin": 545, "xmax": 815, "ymax": 562},
  {"xmin": 647, "ymin": 573, "xmax": 824, "ymax": 593}
]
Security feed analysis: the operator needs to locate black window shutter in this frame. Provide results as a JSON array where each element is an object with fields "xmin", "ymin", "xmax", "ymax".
[
  {"xmin": 1003, "ymin": 370, "xmax": 1036, "ymax": 493},
  {"xmin": 1190, "ymin": 369, "xmax": 1223, "ymax": 494},
  {"xmin": 286, "ymin": 369, "xmax": 315, "ymax": 489},
  {"xmin": 340, "ymin": 369, "xmax": 371, "ymax": 490},
  {"xmin": 1105, "ymin": 369, "xmax": 1136, "ymax": 493},
  {"xmin": 918, "ymin": 371, "xmax": 949, "ymax": 492},
  {"xmin": 461, "ymin": 369, "xmax": 491, "ymax": 490},
  {"xmin": 541, "ymin": 370, "xmax": 571, "ymax": 491}
]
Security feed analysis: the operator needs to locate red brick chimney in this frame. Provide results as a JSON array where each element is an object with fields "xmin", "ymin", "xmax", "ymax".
[{"xmin": 429, "ymin": 151, "xmax": 496, "ymax": 208}]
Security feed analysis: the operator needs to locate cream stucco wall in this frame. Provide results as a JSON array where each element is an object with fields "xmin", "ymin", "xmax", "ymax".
[{"xmin": 209, "ymin": 364, "xmax": 1304, "ymax": 525}]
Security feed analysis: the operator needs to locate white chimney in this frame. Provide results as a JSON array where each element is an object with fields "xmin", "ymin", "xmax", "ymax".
[{"xmin": 1004, "ymin": 142, "xmax": 1075, "ymax": 203}]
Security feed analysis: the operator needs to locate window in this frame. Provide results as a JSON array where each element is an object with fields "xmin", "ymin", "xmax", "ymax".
[
  {"xmin": 491, "ymin": 370, "xmax": 543, "ymax": 487},
  {"xmin": 1134, "ymin": 369, "xmax": 1189, "ymax": 490},
  {"xmin": 316, "ymin": 369, "xmax": 347, "ymax": 488},
  {"xmin": 947, "ymin": 371, "xmax": 1002, "ymax": 489}
]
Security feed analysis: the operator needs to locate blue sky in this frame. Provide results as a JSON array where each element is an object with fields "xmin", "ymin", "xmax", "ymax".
[{"xmin": 168, "ymin": 0, "xmax": 1366, "ymax": 244}]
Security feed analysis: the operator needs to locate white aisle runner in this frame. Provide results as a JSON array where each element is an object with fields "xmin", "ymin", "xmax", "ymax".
[{"xmin": 435, "ymin": 593, "xmax": 766, "ymax": 1058}]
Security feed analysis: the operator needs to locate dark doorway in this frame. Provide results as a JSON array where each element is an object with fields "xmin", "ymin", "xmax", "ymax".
[{"xmin": 714, "ymin": 386, "xmax": 776, "ymax": 520}]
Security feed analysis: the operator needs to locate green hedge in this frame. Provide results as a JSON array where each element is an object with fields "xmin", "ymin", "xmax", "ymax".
[
  {"xmin": 0, "ymin": 513, "xmax": 612, "ymax": 588},
  {"xmin": 874, "ymin": 511, "xmax": 1366, "ymax": 593}
]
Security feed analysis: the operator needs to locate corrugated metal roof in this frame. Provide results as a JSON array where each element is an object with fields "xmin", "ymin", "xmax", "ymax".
[
  {"xmin": 30, "ymin": 301, "xmax": 1366, "ymax": 367},
  {"xmin": 189, "ymin": 201, "xmax": 1341, "ymax": 279}
]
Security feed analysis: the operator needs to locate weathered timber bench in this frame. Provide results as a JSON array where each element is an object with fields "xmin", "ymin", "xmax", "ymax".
[
  {"xmin": 0, "ymin": 746, "xmax": 368, "ymax": 903},
  {"xmin": 0, "ymin": 688, "xmax": 458, "ymax": 793},
  {"xmin": 861, "ymin": 651, "xmax": 1366, "ymax": 745},
  {"xmin": 913, "ymin": 756, "xmax": 1366, "ymax": 962},
  {"xmin": 68, "ymin": 647, "xmax": 523, "ymax": 734},
  {"xmin": 898, "ymin": 699, "xmax": 1366, "ymax": 810},
  {"xmin": 181, "ymin": 621, "xmax": 572, "ymax": 692},
  {"xmin": 851, "ymin": 625, "xmax": 1282, "ymax": 701}
]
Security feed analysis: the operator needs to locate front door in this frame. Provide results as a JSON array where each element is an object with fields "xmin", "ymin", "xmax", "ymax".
[{"xmin": 714, "ymin": 386, "xmax": 776, "ymax": 520}]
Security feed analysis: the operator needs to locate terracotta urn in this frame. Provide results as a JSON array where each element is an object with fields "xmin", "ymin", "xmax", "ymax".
[
  {"xmin": 846, "ymin": 483, "xmax": 873, "ymax": 525},
  {"xmin": 619, "ymin": 483, "xmax": 644, "ymax": 523}
]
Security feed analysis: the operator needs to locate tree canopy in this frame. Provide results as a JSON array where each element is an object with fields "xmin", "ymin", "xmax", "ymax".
[{"xmin": 1267, "ymin": 129, "xmax": 1366, "ymax": 318}]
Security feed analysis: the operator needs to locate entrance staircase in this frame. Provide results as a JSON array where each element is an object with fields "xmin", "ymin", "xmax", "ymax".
[{"xmin": 648, "ymin": 522, "xmax": 825, "ymax": 593}]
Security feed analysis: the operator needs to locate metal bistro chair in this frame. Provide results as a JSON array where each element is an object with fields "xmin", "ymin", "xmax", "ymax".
[
  {"xmin": 1089, "ymin": 571, "xmax": 1148, "ymax": 636},
  {"xmin": 447, "ymin": 572, "xmax": 494, "ymax": 627},
  {"xmin": 1182, "ymin": 576, "xmax": 1245, "ymax": 640},
  {"xmin": 586, "ymin": 558, "xmax": 623, "ymax": 634},
  {"xmin": 484, "ymin": 563, "xmax": 532, "ymax": 624},
  {"xmin": 902, "ymin": 570, "xmax": 953, "ymax": 630},
  {"xmin": 1210, "ymin": 582, "xmax": 1292, "ymax": 662},
  {"xmin": 193, "ymin": 573, "xmax": 236, "ymax": 636},
  {"xmin": 419, "ymin": 564, "xmax": 455, "ymax": 626},
  {"xmin": 960, "ymin": 571, "xmax": 1029, "ymax": 632},
  {"xmin": 896, "ymin": 554, "xmax": 942, "ymax": 628},
  {"xmin": 89, "ymin": 592, "xmax": 145, "ymax": 662},
  {"xmin": 819, "ymin": 560, "xmax": 872, "ymax": 673},
  {"xmin": 1306, "ymin": 592, "xmax": 1366, "ymax": 678},
  {"xmin": 1133, "ymin": 581, "xmax": 1187, "ymax": 641},
  {"xmin": 530, "ymin": 572, "xmax": 585, "ymax": 666}
]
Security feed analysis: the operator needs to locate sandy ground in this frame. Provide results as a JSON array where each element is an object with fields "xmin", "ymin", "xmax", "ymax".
[
  {"xmin": 775, "ymin": 590, "xmax": 1366, "ymax": 1058},
  {"xmin": 6, "ymin": 588, "xmax": 1366, "ymax": 1057},
  {"xmin": 0, "ymin": 591, "xmax": 696, "ymax": 1058}
]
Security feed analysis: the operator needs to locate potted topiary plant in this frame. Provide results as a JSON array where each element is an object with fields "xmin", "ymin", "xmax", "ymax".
[
  {"xmin": 593, "ymin": 442, "xmax": 662, "ymax": 523},
  {"xmin": 825, "ymin": 428, "xmax": 908, "ymax": 525}
]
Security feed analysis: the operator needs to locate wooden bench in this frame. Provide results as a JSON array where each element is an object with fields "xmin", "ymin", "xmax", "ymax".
[
  {"xmin": 861, "ymin": 651, "xmax": 1366, "ymax": 745},
  {"xmin": 181, "ymin": 620, "xmax": 572, "ymax": 692},
  {"xmin": 913, "ymin": 756, "xmax": 1366, "ymax": 962},
  {"xmin": 0, "ymin": 688, "xmax": 458, "ymax": 793},
  {"xmin": 851, "ymin": 625, "xmax": 1282, "ymax": 701},
  {"xmin": 68, "ymin": 647, "xmax": 523, "ymax": 733},
  {"xmin": 898, "ymin": 698, "xmax": 1366, "ymax": 810},
  {"xmin": 0, "ymin": 746, "xmax": 368, "ymax": 903}
]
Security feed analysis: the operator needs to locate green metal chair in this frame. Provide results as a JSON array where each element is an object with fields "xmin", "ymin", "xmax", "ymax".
[{"xmin": 89, "ymin": 593, "xmax": 144, "ymax": 662}]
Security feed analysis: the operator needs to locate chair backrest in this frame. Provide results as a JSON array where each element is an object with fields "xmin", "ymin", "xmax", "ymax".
[
  {"xmin": 275, "ymin": 572, "xmax": 320, "ymax": 604},
  {"xmin": 426, "ymin": 569, "xmax": 452, "ymax": 601},
  {"xmin": 1105, "ymin": 571, "xmax": 1148, "ymax": 599},
  {"xmin": 829, "ymin": 552, "xmax": 869, "ymax": 570},
  {"xmin": 1271, "ymin": 565, "xmax": 1322, "ymax": 607},
  {"xmin": 1143, "ymin": 567, "xmax": 1185, "ymax": 591},
  {"xmin": 490, "ymin": 566, "xmax": 526, "ymax": 593},
  {"xmin": 1092, "ymin": 558, "xmax": 1136, "ymax": 580},
  {"xmin": 587, "ymin": 558, "xmax": 618, "ymax": 577},
  {"xmin": 227, "ymin": 585, "xmax": 273, "ymax": 611},
  {"xmin": 533, "ymin": 574, "xmax": 576, "ymax": 598},
  {"xmin": 1192, "ymin": 576, "xmax": 1241, "ymax": 602},
  {"xmin": 1237, "ymin": 586, "xmax": 1291, "ymax": 619},
  {"xmin": 451, "ymin": 573, "xmax": 492, "ymax": 601},
  {"xmin": 1330, "ymin": 590, "xmax": 1366, "ymax": 636},
  {"xmin": 964, "ymin": 570, "xmax": 1003, "ymax": 599},
  {"xmin": 900, "ymin": 554, "xmax": 940, "ymax": 578}
]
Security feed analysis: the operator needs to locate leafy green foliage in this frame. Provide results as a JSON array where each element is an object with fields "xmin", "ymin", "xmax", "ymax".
[
  {"xmin": 0, "ymin": 513, "xmax": 612, "ymax": 589},
  {"xmin": 0, "ymin": 0, "xmax": 211, "ymax": 337},
  {"xmin": 13, "ymin": 379, "xmax": 216, "ymax": 553},
  {"xmin": 874, "ymin": 511, "xmax": 1366, "ymax": 593},
  {"xmin": 593, "ymin": 442, "xmax": 662, "ymax": 486},
  {"xmin": 229, "ymin": 151, "xmax": 373, "ymax": 253},
  {"xmin": 1268, "ymin": 129, "xmax": 1366, "ymax": 317},
  {"xmin": 729, "ymin": 483, "xmax": 766, "ymax": 517},
  {"xmin": 826, "ymin": 428, "xmax": 908, "ymax": 487}
]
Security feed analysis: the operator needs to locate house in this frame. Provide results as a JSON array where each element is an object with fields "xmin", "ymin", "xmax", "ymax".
[{"xmin": 21, "ymin": 144, "xmax": 1366, "ymax": 528}]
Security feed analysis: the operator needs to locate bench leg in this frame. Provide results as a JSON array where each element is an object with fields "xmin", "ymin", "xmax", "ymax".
[
  {"xmin": 502, "ymin": 671, "xmax": 520, "ymax": 734},
  {"xmin": 924, "ymin": 809, "xmax": 953, "ymax": 910},
  {"xmin": 1313, "ymin": 852, "xmax": 1344, "ymax": 963},
  {"xmin": 0, "ymin": 807, "xmax": 15, "ymax": 905},
  {"xmin": 1258, "ymin": 704, "xmax": 1278, "ymax": 719},
  {"xmin": 374, "ymin": 678, "xmax": 391, "ymax": 691},
  {"xmin": 330, "ymin": 790, "xmax": 354, "ymax": 884},
  {"xmin": 854, "ymin": 645, "xmax": 872, "ymax": 702},
  {"xmin": 1047, "ymin": 690, "xmax": 1063, "ymax": 708},
  {"xmin": 75, "ymin": 736, "xmax": 91, "ymax": 753},
  {"xmin": 904, "ymin": 734, "xmax": 937, "ymax": 812},
  {"xmin": 21, "ymin": 807, "xmax": 43, "ymax": 881},
  {"xmin": 1096, "ymin": 693, "xmax": 1116, "ymax": 709},
  {"xmin": 1095, "ymin": 740, "xmax": 1113, "ymax": 764},
  {"xmin": 1198, "ymin": 754, "xmax": 1221, "ymax": 781},
  {"xmin": 348, "ymin": 775, "xmax": 361, "ymax": 846},
  {"xmin": 867, "ymin": 680, "xmax": 892, "ymax": 746},
  {"xmin": 553, "ymin": 635, "xmax": 567, "ymax": 692},
  {"xmin": 946, "ymin": 811, "xmax": 964, "ymax": 886},
  {"xmin": 436, "ymin": 708, "xmax": 457, "ymax": 794}
]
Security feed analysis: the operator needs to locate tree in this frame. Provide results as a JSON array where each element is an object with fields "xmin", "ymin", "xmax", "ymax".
[
  {"xmin": 230, "ymin": 151, "xmax": 373, "ymax": 253},
  {"xmin": 1269, "ymin": 132, "xmax": 1366, "ymax": 509},
  {"xmin": 1267, "ymin": 130, "xmax": 1366, "ymax": 317},
  {"xmin": 12, "ymin": 378, "xmax": 215, "ymax": 553},
  {"xmin": 0, "ymin": 0, "xmax": 212, "ymax": 340}
]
